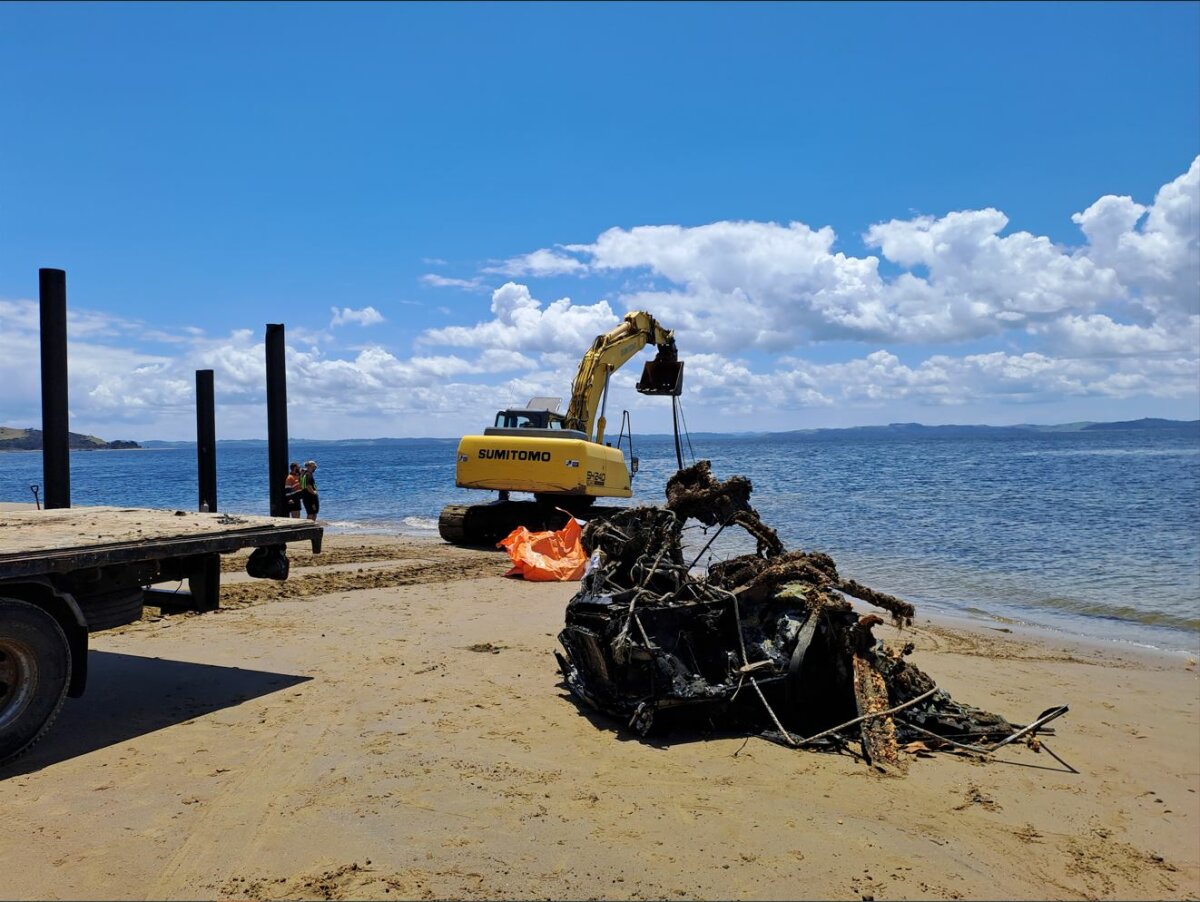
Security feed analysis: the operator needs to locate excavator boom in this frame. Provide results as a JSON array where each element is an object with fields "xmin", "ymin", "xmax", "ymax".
[{"xmin": 563, "ymin": 311, "xmax": 683, "ymax": 442}]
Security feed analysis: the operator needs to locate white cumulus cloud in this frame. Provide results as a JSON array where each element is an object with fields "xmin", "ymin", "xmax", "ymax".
[
  {"xmin": 420, "ymin": 282, "xmax": 620, "ymax": 354},
  {"xmin": 530, "ymin": 157, "xmax": 1200, "ymax": 358},
  {"xmin": 1072, "ymin": 156, "xmax": 1199, "ymax": 318},
  {"xmin": 483, "ymin": 248, "xmax": 587, "ymax": 277},
  {"xmin": 1, "ymin": 159, "xmax": 1196, "ymax": 440},
  {"xmin": 420, "ymin": 273, "xmax": 489, "ymax": 291},
  {"xmin": 329, "ymin": 306, "xmax": 385, "ymax": 327}
]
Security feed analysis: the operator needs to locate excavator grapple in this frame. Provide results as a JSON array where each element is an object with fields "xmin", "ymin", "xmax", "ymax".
[{"xmin": 636, "ymin": 348, "xmax": 684, "ymax": 397}]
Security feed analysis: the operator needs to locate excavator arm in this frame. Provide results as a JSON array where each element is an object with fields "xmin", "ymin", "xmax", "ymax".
[{"xmin": 563, "ymin": 311, "xmax": 683, "ymax": 443}]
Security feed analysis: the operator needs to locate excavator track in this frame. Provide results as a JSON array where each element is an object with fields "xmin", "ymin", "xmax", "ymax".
[
  {"xmin": 438, "ymin": 501, "xmax": 628, "ymax": 547},
  {"xmin": 437, "ymin": 505, "xmax": 470, "ymax": 544}
]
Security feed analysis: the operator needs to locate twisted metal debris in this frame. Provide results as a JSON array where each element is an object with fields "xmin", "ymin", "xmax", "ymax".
[{"xmin": 556, "ymin": 461, "xmax": 1069, "ymax": 770}]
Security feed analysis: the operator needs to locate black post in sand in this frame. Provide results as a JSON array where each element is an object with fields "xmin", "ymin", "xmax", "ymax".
[
  {"xmin": 196, "ymin": 369, "xmax": 217, "ymax": 513},
  {"xmin": 39, "ymin": 268, "xmax": 70, "ymax": 509},
  {"xmin": 265, "ymin": 324, "xmax": 289, "ymax": 517}
]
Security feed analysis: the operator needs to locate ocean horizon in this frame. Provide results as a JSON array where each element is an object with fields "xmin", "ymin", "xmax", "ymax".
[
  {"xmin": 116, "ymin": 415, "xmax": 1200, "ymax": 447},
  {"xmin": 5, "ymin": 415, "xmax": 1196, "ymax": 451}
]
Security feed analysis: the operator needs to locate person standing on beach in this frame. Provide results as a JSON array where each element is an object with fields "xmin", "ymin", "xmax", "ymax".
[
  {"xmin": 301, "ymin": 459, "xmax": 320, "ymax": 521},
  {"xmin": 284, "ymin": 462, "xmax": 303, "ymax": 518}
]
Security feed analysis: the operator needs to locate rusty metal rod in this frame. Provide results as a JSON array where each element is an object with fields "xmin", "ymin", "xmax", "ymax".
[
  {"xmin": 898, "ymin": 714, "xmax": 1077, "ymax": 772},
  {"xmin": 686, "ymin": 514, "xmax": 735, "ymax": 571},
  {"xmin": 796, "ymin": 686, "xmax": 940, "ymax": 747},
  {"xmin": 984, "ymin": 705, "xmax": 1069, "ymax": 752},
  {"xmin": 1036, "ymin": 740, "xmax": 1079, "ymax": 774},
  {"xmin": 893, "ymin": 719, "xmax": 993, "ymax": 754},
  {"xmin": 727, "ymin": 586, "xmax": 801, "ymax": 747},
  {"xmin": 749, "ymin": 676, "xmax": 797, "ymax": 746}
]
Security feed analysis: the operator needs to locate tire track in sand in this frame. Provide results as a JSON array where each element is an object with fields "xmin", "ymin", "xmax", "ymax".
[{"xmin": 145, "ymin": 710, "xmax": 336, "ymax": 898}]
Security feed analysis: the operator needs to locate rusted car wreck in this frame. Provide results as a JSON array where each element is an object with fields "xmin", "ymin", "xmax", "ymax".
[{"xmin": 556, "ymin": 462, "xmax": 1068, "ymax": 770}]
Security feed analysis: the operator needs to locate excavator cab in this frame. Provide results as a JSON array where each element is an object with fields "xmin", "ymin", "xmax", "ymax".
[
  {"xmin": 490, "ymin": 397, "xmax": 574, "ymax": 433},
  {"xmin": 494, "ymin": 410, "xmax": 554, "ymax": 429},
  {"xmin": 636, "ymin": 346, "xmax": 685, "ymax": 397}
]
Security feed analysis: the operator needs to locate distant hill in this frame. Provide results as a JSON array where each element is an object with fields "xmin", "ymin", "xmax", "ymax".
[
  {"xmin": 1080, "ymin": 417, "xmax": 1199, "ymax": 431},
  {"xmin": 0, "ymin": 427, "xmax": 140, "ymax": 451},
  {"xmin": 770, "ymin": 418, "xmax": 1200, "ymax": 439}
]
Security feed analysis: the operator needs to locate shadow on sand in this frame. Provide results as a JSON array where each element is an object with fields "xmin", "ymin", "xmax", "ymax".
[{"xmin": 3, "ymin": 650, "xmax": 310, "ymax": 777}]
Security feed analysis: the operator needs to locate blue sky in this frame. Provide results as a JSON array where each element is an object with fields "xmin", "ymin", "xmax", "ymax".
[{"xmin": 1, "ymin": 1, "xmax": 1197, "ymax": 440}]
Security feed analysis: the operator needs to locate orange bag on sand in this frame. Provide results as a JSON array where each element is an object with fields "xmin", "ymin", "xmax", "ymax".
[{"xmin": 497, "ymin": 516, "xmax": 588, "ymax": 581}]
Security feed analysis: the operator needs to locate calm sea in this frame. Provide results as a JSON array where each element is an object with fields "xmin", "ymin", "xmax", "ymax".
[{"xmin": 3, "ymin": 428, "xmax": 1198, "ymax": 654}]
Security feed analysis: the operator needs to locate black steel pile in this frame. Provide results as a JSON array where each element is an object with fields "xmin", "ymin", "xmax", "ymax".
[{"xmin": 556, "ymin": 461, "xmax": 1065, "ymax": 769}]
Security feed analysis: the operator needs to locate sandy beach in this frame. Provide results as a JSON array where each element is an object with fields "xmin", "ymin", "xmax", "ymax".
[{"xmin": 0, "ymin": 532, "xmax": 1197, "ymax": 901}]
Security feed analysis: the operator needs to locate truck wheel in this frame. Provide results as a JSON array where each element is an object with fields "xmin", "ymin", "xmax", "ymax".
[
  {"xmin": 0, "ymin": 598, "xmax": 72, "ymax": 767},
  {"xmin": 77, "ymin": 585, "xmax": 145, "ymax": 632}
]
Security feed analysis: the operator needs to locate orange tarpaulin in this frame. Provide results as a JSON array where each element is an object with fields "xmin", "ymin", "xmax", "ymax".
[{"xmin": 497, "ymin": 516, "xmax": 588, "ymax": 581}]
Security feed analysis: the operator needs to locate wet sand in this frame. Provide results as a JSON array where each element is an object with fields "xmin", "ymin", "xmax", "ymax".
[{"xmin": 0, "ymin": 533, "xmax": 1197, "ymax": 900}]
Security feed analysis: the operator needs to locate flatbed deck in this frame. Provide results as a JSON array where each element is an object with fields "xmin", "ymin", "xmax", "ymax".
[
  {"xmin": 0, "ymin": 506, "xmax": 322, "ymax": 579},
  {"xmin": 0, "ymin": 507, "xmax": 323, "ymax": 766}
]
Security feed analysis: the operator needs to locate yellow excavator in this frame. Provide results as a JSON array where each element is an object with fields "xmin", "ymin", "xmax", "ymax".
[{"xmin": 438, "ymin": 311, "xmax": 684, "ymax": 545}]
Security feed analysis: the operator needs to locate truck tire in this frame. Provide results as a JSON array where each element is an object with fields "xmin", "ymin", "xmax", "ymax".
[
  {"xmin": 76, "ymin": 586, "xmax": 144, "ymax": 632},
  {"xmin": 0, "ymin": 598, "xmax": 72, "ymax": 767}
]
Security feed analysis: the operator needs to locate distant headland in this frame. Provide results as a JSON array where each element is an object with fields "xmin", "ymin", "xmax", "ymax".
[
  {"xmin": 770, "ymin": 416, "xmax": 1200, "ymax": 438},
  {"xmin": 0, "ymin": 427, "xmax": 141, "ymax": 451}
]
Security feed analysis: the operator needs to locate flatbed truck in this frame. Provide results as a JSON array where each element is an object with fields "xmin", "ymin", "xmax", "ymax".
[{"xmin": 0, "ymin": 506, "xmax": 322, "ymax": 766}]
